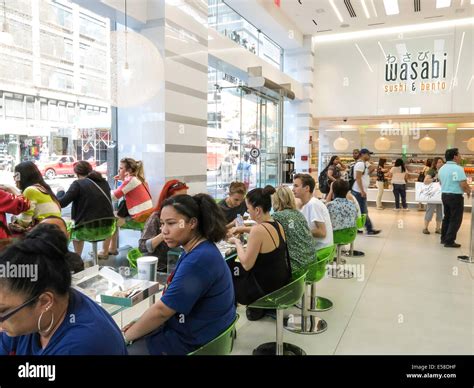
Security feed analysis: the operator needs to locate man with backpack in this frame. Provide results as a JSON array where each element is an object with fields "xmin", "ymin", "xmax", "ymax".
[{"xmin": 351, "ymin": 149, "xmax": 381, "ymax": 236}]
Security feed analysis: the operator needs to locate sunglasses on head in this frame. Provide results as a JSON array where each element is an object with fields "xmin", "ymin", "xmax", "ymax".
[
  {"xmin": 170, "ymin": 182, "xmax": 186, "ymax": 190},
  {"xmin": 0, "ymin": 295, "xmax": 39, "ymax": 323}
]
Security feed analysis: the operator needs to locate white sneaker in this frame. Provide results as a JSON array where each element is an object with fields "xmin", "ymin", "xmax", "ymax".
[
  {"xmin": 393, "ymin": 208, "xmax": 400, "ymax": 211},
  {"xmin": 402, "ymin": 208, "xmax": 410, "ymax": 212}
]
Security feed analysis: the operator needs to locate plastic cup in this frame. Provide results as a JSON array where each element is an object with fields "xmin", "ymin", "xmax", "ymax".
[{"xmin": 137, "ymin": 256, "xmax": 158, "ymax": 282}]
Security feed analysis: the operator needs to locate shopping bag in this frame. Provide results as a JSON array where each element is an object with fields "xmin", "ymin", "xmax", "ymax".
[{"xmin": 415, "ymin": 182, "xmax": 442, "ymax": 204}]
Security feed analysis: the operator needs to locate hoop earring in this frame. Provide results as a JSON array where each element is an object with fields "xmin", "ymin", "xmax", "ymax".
[{"xmin": 37, "ymin": 309, "xmax": 54, "ymax": 335}]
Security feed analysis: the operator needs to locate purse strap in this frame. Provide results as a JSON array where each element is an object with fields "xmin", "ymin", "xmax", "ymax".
[{"xmin": 86, "ymin": 178, "xmax": 114, "ymax": 212}]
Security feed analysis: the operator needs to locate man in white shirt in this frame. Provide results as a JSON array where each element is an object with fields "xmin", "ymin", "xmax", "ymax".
[
  {"xmin": 293, "ymin": 173, "xmax": 333, "ymax": 250},
  {"xmin": 351, "ymin": 149, "xmax": 381, "ymax": 236}
]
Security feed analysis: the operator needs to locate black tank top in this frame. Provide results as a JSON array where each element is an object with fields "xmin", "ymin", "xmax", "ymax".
[{"xmin": 251, "ymin": 220, "xmax": 291, "ymax": 295}]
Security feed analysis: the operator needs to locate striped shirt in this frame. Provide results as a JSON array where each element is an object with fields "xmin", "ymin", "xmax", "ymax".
[
  {"xmin": 17, "ymin": 185, "xmax": 61, "ymax": 226},
  {"xmin": 111, "ymin": 176, "xmax": 153, "ymax": 220}
]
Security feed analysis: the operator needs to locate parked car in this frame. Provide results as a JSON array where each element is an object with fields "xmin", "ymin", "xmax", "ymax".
[{"xmin": 37, "ymin": 156, "xmax": 96, "ymax": 179}]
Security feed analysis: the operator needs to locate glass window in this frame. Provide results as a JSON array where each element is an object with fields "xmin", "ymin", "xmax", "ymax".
[{"xmin": 26, "ymin": 97, "xmax": 35, "ymax": 120}]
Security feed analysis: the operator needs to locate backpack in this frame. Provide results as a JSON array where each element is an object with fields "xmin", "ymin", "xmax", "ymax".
[
  {"xmin": 318, "ymin": 168, "xmax": 330, "ymax": 194},
  {"xmin": 348, "ymin": 163, "xmax": 356, "ymax": 189},
  {"xmin": 349, "ymin": 162, "xmax": 367, "ymax": 189}
]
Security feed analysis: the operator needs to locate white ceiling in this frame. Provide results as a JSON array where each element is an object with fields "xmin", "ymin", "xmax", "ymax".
[{"xmin": 280, "ymin": 0, "xmax": 474, "ymax": 36}]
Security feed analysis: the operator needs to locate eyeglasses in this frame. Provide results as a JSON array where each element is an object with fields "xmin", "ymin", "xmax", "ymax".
[{"xmin": 0, "ymin": 295, "xmax": 39, "ymax": 323}]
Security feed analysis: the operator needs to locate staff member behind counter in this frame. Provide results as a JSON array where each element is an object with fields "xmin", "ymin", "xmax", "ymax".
[
  {"xmin": 218, "ymin": 182, "xmax": 248, "ymax": 228},
  {"xmin": 0, "ymin": 224, "xmax": 127, "ymax": 355}
]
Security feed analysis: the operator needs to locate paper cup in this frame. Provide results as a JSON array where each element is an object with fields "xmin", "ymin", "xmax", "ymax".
[{"xmin": 137, "ymin": 256, "xmax": 158, "ymax": 281}]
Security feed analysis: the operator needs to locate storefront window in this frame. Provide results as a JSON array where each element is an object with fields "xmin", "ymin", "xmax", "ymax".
[
  {"xmin": 209, "ymin": 0, "xmax": 284, "ymax": 70},
  {"xmin": 0, "ymin": 0, "xmax": 112, "ymax": 194},
  {"xmin": 207, "ymin": 66, "xmax": 282, "ymax": 199}
]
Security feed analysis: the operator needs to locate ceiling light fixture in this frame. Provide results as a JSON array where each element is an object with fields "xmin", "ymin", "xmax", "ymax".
[
  {"xmin": 361, "ymin": 0, "xmax": 370, "ymax": 18},
  {"xmin": 436, "ymin": 0, "xmax": 451, "ymax": 7},
  {"xmin": 370, "ymin": 0, "xmax": 378, "ymax": 16},
  {"xmin": 329, "ymin": 0, "xmax": 344, "ymax": 23},
  {"xmin": 0, "ymin": 0, "xmax": 13, "ymax": 46},
  {"xmin": 355, "ymin": 43, "xmax": 374, "ymax": 72},
  {"xmin": 313, "ymin": 17, "xmax": 474, "ymax": 42},
  {"xmin": 383, "ymin": 0, "xmax": 399, "ymax": 15}
]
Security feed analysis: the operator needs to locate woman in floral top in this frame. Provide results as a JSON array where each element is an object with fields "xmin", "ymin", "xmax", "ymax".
[
  {"xmin": 326, "ymin": 179, "xmax": 358, "ymax": 231},
  {"xmin": 272, "ymin": 186, "xmax": 317, "ymax": 273}
]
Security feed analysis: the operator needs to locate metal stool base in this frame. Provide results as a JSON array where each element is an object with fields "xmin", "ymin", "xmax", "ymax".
[
  {"xmin": 295, "ymin": 296, "xmax": 333, "ymax": 312},
  {"xmin": 253, "ymin": 342, "xmax": 306, "ymax": 356},
  {"xmin": 457, "ymin": 256, "xmax": 474, "ymax": 264},
  {"xmin": 308, "ymin": 296, "xmax": 333, "ymax": 312},
  {"xmin": 284, "ymin": 315, "xmax": 327, "ymax": 335}
]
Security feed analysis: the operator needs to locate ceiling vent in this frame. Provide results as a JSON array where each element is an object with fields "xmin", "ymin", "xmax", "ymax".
[
  {"xmin": 414, "ymin": 0, "xmax": 421, "ymax": 12},
  {"xmin": 344, "ymin": 0, "xmax": 357, "ymax": 17}
]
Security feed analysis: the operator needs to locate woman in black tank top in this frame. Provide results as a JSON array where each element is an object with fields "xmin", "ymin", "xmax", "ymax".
[{"xmin": 228, "ymin": 186, "xmax": 292, "ymax": 307}]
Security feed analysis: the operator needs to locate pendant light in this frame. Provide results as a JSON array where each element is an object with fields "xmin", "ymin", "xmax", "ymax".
[
  {"xmin": 333, "ymin": 132, "xmax": 349, "ymax": 151},
  {"xmin": 418, "ymin": 131, "xmax": 436, "ymax": 152},
  {"xmin": 467, "ymin": 137, "xmax": 474, "ymax": 152},
  {"xmin": 374, "ymin": 136, "xmax": 391, "ymax": 151}
]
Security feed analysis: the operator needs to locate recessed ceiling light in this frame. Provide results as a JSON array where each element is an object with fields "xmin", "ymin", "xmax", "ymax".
[
  {"xmin": 361, "ymin": 0, "xmax": 371, "ymax": 18},
  {"xmin": 436, "ymin": 0, "xmax": 451, "ymax": 8},
  {"xmin": 329, "ymin": 0, "xmax": 344, "ymax": 23},
  {"xmin": 383, "ymin": 0, "xmax": 399, "ymax": 15},
  {"xmin": 341, "ymin": 23, "xmax": 350, "ymax": 28},
  {"xmin": 316, "ymin": 8, "xmax": 325, "ymax": 13}
]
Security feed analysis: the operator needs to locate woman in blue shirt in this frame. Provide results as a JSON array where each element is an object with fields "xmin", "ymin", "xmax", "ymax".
[
  {"xmin": 0, "ymin": 224, "xmax": 127, "ymax": 355},
  {"xmin": 124, "ymin": 193, "xmax": 236, "ymax": 355}
]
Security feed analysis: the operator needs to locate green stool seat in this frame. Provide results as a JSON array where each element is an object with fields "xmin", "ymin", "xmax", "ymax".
[
  {"xmin": 285, "ymin": 245, "xmax": 335, "ymax": 335},
  {"xmin": 250, "ymin": 271, "xmax": 307, "ymax": 356},
  {"xmin": 71, "ymin": 218, "xmax": 117, "ymax": 266},
  {"xmin": 127, "ymin": 247, "xmax": 143, "ymax": 269},
  {"xmin": 356, "ymin": 214, "xmax": 367, "ymax": 229},
  {"xmin": 121, "ymin": 219, "xmax": 145, "ymax": 231},
  {"xmin": 330, "ymin": 227, "xmax": 357, "ymax": 279},
  {"xmin": 188, "ymin": 315, "xmax": 239, "ymax": 355}
]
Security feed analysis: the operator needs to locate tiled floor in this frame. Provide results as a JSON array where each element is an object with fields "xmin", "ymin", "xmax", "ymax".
[{"xmin": 231, "ymin": 208, "xmax": 474, "ymax": 355}]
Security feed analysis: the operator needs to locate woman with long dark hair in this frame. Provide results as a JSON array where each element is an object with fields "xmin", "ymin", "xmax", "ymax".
[
  {"xmin": 0, "ymin": 224, "xmax": 128, "ymax": 355},
  {"xmin": 326, "ymin": 155, "xmax": 346, "ymax": 184},
  {"xmin": 388, "ymin": 158, "xmax": 409, "ymax": 211},
  {"xmin": 57, "ymin": 161, "xmax": 115, "ymax": 256},
  {"xmin": 123, "ymin": 194, "xmax": 235, "ymax": 355},
  {"xmin": 10, "ymin": 161, "xmax": 61, "ymax": 231}
]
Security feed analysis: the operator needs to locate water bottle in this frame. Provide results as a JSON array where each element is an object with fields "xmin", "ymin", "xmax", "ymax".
[{"xmin": 236, "ymin": 214, "xmax": 244, "ymax": 227}]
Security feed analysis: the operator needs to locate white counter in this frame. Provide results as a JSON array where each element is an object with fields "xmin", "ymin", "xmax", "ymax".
[{"xmin": 366, "ymin": 188, "xmax": 472, "ymax": 208}]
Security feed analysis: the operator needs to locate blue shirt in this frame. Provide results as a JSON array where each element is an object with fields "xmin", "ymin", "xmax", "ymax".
[
  {"xmin": 147, "ymin": 240, "xmax": 236, "ymax": 355},
  {"xmin": 438, "ymin": 161, "xmax": 467, "ymax": 195},
  {"xmin": 0, "ymin": 289, "xmax": 128, "ymax": 355}
]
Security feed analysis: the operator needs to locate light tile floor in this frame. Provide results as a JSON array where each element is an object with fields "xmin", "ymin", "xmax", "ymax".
[{"xmin": 231, "ymin": 209, "xmax": 474, "ymax": 355}]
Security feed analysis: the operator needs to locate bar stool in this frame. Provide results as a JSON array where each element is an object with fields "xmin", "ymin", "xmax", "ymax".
[
  {"xmin": 344, "ymin": 215, "xmax": 366, "ymax": 258},
  {"xmin": 72, "ymin": 218, "xmax": 117, "ymax": 267},
  {"xmin": 284, "ymin": 245, "xmax": 335, "ymax": 335},
  {"xmin": 294, "ymin": 244, "xmax": 336, "ymax": 312},
  {"xmin": 250, "ymin": 271, "xmax": 307, "ymax": 355},
  {"xmin": 329, "ymin": 227, "xmax": 357, "ymax": 279},
  {"xmin": 188, "ymin": 315, "xmax": 239, "ymax": 355}
]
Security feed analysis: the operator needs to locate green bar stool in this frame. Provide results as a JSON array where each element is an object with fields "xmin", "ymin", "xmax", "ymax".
[
  {"xmin": 296, "ymin": 245, "xmax": 336, "ymax": 313},
  {"xmin": 121, "ymin": 219, "xmax": 145, "ymax": 231},
  {"xmin": 284, "ymin": 247, "xmax": 335, "ymax": 335},
  {"xmin": 188, "ymin": 315, "xmax": 239, "ymax": 355},
  {"xmin": 71, "ymin": 218, "xmax": 117, "ymax": 267},
  {"xmin": 126, "ymin": 247, "xmax": 142, "ymax": 269},
  {"xmin": 345, "ymin": 215, "xmax": 366, "ymax": 258},
  {"xmin": 250, "ymin": 271, "xmax": 308, "ymax": 356},
  {"xmin": 330, "ymin": 227, "xmax": 357, "ymax": 279},
  {"xmin": 308, "ymin": 245, "xmax": 336, "ymax": 312}
]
